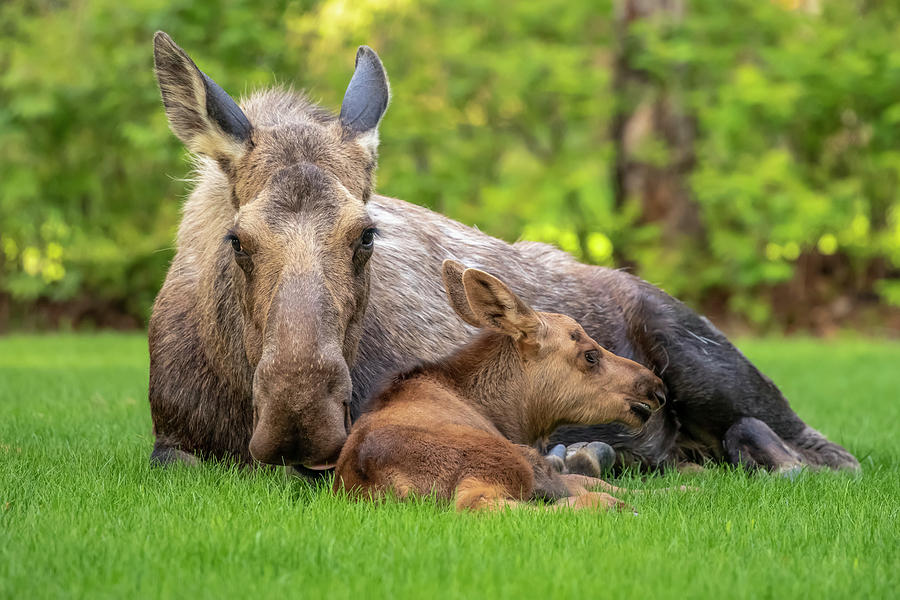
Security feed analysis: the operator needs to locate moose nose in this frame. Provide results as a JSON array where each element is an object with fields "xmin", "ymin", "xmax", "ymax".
[{"xmin": 249, "ymin": 426, "xmax": 302, "ymax": 465}]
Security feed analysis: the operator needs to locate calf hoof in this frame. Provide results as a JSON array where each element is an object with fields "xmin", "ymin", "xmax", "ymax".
[
  {"xmin": 565, "ymin": 441, "xmax": 616, "ymax": 478},
  {"xmin": 548, "ymin": 444, "xmax": 567, "ymax": 461},
  {"xmin": 545, "ymin": 444, "xmax": 567, "ymax": 473},
  {"xmin": 545, "ymin": 455, "xmax": 566, "ymax": 474},
  {"xmin": 564, "ymin": 442, "xmax": 587, "ymax": 457}
]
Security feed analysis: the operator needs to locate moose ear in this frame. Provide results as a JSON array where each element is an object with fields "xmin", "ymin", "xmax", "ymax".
[
  {"xmin": 340, "ymin": 46, "xmax": 390, "ymax": 156},
  {"xmin": 461, "ymin": 268, "xmax": 543, "ymax": 341},
  {"xmin": 153, "ymin": 31, "xmax": 251, "ymax": 170},
  {"xmin": 441, "ymin": 260, "xmax": 483, "ymax": 328}
]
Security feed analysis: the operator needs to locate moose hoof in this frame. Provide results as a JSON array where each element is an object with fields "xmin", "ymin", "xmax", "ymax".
[
  {"xmin": 774, "ymin": 464, "xmax": 806, "ymax": 482},
  {"xmin": 565, "ymin": 441, "xmax": 616, "ymax": 478},
  {"xmin": 677, "ymin": 461, "xmax": 705, "ymax": 474}
]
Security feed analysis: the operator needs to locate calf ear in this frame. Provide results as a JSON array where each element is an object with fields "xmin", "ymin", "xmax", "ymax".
[
  {"xmin": 340, "ymin": 46, "xmax": 390, "ymax": 156},
  {"xmin": 153, "ymin": 31, "xmax": 251, "ymax": 171},
  {"xmin": 461, "ymin": 268, "xmax": 544, "ymax": 342},
  {"xmin": 441, "ymin": 260, "xmax": 482, "ymax": 328}
]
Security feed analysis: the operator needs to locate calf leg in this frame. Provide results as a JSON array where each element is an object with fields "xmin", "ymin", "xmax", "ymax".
[
  {"xmin": 514, "ymin": 445, "xmax": 636, "ymax": 511},
  {"xmin": 455, "ymin": 478, "xmax": 527, "ymax": 512},
  {"xmin": 561, "ymin": 473, "xmax": 695, "ymax": 496},
  {"xmin": 514, "ymin": 444, "xmax": 570, "ymax": 501},
  {"xmin": 454, "ymin": 478, "xmax": 631, "ymax": 513},
  {"xmin": 560, "ymin": 473, "xmax": 629, "ymax": 495},
  {"xmin": 554, "ymin": 492, "xmax": 633, "ymax": 512}
]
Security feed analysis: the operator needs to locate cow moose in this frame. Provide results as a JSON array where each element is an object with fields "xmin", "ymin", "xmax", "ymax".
[
  {"xmin": 147, "ymin": 32, "xmax": 859, "ymax": 476},
  {"xmin": 334, "ymin": 260, "xmax": 665, "ymax": 511}
]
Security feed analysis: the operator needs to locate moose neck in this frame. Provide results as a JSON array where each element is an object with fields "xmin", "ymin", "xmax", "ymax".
[{"xmin": 434, "ymin": 333, "xmax": 541, "ymax": 445}]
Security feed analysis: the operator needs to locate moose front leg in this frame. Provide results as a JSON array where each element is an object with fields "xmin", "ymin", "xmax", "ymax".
[{"xmin": 149, "ymin": 439, "xmax": 200, "ymax": 466}]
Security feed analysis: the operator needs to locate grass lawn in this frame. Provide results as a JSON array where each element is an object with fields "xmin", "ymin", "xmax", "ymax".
[{"xmin": 1, "ymin": 333, "xmax": 898, "ymax": 599}]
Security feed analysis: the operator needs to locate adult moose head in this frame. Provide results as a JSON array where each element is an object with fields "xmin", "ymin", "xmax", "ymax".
[
  {"xmin": 148, "ymin": 32, "xmax": 859, "ymax": 474},
  {"xmin": 152, "ymin": 32, "xmax": 389, "ymax": 467}
]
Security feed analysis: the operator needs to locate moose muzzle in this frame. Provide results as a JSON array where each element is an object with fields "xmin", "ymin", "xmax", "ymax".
[
  {"xmin": 248, "ymin": 274, "xmax": 353, "ymax": 467},
  {"xmin": 249, "ymin": 349, "xmax": 351, "ymax": 467}
]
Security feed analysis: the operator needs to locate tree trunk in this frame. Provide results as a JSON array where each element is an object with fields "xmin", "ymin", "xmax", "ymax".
[{"xmin": 611, "ymin": 0, "xmax": 701, "ymax": 250}]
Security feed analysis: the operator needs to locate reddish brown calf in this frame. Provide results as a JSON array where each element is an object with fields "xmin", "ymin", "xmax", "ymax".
[{"xmin": 334, "ymin": 260, "xmax": 665, "ymax": 511}]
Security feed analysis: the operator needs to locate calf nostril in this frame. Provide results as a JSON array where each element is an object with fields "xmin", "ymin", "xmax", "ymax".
[{"xmin": 653, "ymin": 389, "xmax": 667, "ymax": 407}]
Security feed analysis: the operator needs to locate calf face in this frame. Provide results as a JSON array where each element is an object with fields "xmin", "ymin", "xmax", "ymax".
[{"xmin": 442, "ymin": 260, "xmax": 665, "ymax": 431}]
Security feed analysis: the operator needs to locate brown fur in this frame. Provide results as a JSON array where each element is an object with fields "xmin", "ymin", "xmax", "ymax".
[
  {"xmin": 150, "ymin": 33, "xmax": 384, "ymax": 467},
  {"xmin": 333, "ymin": 261, "xmax": 663, "ymax": 511},
  {"xmin": 148, "ymin": 33, "xmax": 859, "ymax": 474}
]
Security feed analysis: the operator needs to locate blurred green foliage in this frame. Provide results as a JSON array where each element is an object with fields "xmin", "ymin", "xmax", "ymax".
[{"xmin": 1, "ymin": 0, "xmax": 899, "ymax": 329}]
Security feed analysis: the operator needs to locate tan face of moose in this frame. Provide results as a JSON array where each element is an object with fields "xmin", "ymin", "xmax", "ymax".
[
  {"xmin": 154, "ymin": 32, "xmax": 390, "ymax": 467},
  {"xmin": 441, "ymin": 261, "xmax": 665, "ymax": 432},
  {"xmin": 232, "ymin": 164, "xmax": 374, "ymax": 468}
]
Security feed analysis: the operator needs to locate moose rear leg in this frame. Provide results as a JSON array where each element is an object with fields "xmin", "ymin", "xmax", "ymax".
[
  {"xmin": 625, "ymin": 279, "xmax": 860, "ymax": 471},
  {"xmin": 724, "ymin": 417, "xmax": 804, "ymax": 473}
]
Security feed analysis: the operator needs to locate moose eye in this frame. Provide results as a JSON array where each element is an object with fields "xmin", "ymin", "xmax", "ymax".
[
  {"xmin": 225, "ymin": 231, "xmax": 253, "ymax": 274},
  {"xmin": 359, "ymin": 227, "xmax": 377, "ymax": 250},
  {"xmin": 584, "ymin": 350, "xmax": 599, "ymax": 365}
]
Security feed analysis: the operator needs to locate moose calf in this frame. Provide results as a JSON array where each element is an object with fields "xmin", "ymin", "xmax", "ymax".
[{"xmin": 334, "ymin": 260, "xmax": 666, "ymax": 511}]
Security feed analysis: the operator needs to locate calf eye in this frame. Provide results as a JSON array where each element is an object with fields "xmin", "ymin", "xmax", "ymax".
[
  {"xmin": 230, "ymin": 236, "xmax": 242, "ymax": 253},
  {"xmin": 584, "ymin": 350, "xmax": 599, "ymax": 365},
  {"xmin": 360, "ymin": 227, "xmax": 376, "ymax": 250}
]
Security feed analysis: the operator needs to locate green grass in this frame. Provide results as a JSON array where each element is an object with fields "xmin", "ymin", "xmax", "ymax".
[{"xmin": 1, "ymin": 334, "xmax": 898, "ymax": 599}]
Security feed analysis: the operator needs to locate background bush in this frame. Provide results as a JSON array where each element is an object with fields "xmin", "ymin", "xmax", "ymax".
[{"xmin": 1, "ymin": 0, "xmax": 898, "ymax": 332}]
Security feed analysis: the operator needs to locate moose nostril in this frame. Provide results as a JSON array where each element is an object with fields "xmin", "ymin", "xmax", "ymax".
[{"xmin": 343, "ymin": 402, "xmax": 352, "ymax": 434}]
